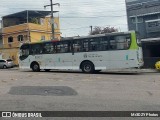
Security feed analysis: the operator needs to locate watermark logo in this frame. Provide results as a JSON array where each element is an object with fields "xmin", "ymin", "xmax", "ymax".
[{"xmin": 2, "ymin": 112, "xmax": 11, "ymax": 117}]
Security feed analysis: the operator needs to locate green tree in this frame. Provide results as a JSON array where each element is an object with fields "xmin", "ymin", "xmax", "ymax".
[{"xmin": 90, "ymin": 26, "xmax": 118, "ymax": 35}]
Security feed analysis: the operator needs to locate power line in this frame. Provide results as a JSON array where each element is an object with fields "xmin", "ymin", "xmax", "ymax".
[{"xmin": 60, "ymin": 15, "xmax": 126, "ymax": 18}]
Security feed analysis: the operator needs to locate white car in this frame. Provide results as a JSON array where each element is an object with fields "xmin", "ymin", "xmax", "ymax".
[{"xmin": 0, "ymin": 59, "xmax": 15, "ymax": 69}]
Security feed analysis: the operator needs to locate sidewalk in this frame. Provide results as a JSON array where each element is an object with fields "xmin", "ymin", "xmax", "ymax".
[
  {"xmin": 139, "ymin": 69, "xmax": 158, "ymax": 73},
  {"xmin": 105, "ymin": 68, "xmax": 159, "ymax": 73}
]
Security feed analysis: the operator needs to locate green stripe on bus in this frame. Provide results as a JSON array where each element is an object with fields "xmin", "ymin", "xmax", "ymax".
[{"xmin": 129, "ymin": 31, "xmax": 138, "ymax": 50}]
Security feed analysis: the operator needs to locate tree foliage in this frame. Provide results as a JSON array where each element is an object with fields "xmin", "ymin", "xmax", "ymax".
[{"xmin": 89, "ymin": 26, "xmax": 118, "ymax": 35}]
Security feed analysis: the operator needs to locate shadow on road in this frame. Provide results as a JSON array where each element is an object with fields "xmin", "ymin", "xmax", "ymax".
[{"xmin": 19, "ymin": 70, "xmax": 146, "ymax": 75}]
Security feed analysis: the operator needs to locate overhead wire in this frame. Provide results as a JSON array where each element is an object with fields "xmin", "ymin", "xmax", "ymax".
[{"xmin": 0, "ymin": 0, "xmax": 127, "ymax": 35}]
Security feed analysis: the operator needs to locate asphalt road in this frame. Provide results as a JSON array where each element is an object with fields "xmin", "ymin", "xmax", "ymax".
[{"xmin": 0, "ymin": 69, "xmax": 160, "ymax": 120}]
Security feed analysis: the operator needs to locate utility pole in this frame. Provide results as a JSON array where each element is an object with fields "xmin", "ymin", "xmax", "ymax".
[
  {"xmin": 90, "ymin": 25, "xmax": 93, "ymax": 34},
  {"xmin": 26, "ymin": 10, "xmax": 30, "ymax": 42},
  {"xmin": 135, "ymin": 15, "xmax": 138, "ymax": 31},
  {"xmin": 44, "ymin": 0, "xmax": 60, "ymax": 40}
]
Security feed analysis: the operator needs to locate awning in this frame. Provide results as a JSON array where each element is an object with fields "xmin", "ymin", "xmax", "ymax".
[{"xmin": 142, "ymin": 37, "xmax": 160, "ymax": 43}]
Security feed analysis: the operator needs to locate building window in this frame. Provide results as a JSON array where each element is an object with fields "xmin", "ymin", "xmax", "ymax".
[
  {"xmin": 8, "ymin": 36, "xmax": 13, "ymax": 43},
  {"xmin": 48, "ymin": 19, "xmax": 51, "ymax": 27},
  {"xmin": 40, "ymin": 18, "xmax": 44, "ymax": 25},
  {"xmin": 24, "ymin": 35, "xmax": 28, "ymax": 40},
  {"xmin": 131, "ymin": 17, "xmax": 143, "ymax": 23},
  {"xmin": 17, "ymin": 35, "xmax": 23, "ymax": 41},
  {"xmin": 138, "ymin": 17, "xmax": 143, "ymax": 23},
  {"xmin": 41, "ymin": 36, "xmax": 45, "ymax": 41},
  {"xmin": 147, "ymin": 21, "xmax": 159, "ymax": 27},
  {"xmin": 131, "ymin": 17, "xmax": 136, "ymax": 23},
  {"xmin": 54, "ymin": 23, "xmax": 58, "ymax": 29}
]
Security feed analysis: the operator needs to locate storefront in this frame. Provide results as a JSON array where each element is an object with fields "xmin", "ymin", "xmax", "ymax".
[{"xmin": 142, "ymin": 38, "xmax": 160, "ymax": 68}]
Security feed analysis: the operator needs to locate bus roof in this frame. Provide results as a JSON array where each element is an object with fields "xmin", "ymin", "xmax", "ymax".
[
  {"xmin": 20, "ymin": 31, "xmax": 135, "ymax": 46},
  {"xmin": 61, "ymin": 31, "xmax": 135, "ymax": 41}
]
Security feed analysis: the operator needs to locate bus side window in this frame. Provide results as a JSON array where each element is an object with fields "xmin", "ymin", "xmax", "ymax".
[
  {"xmin": 83, "ymin": 40, "xmax": 89, "ymax": 52},
  {"xmin": 56, "ymin": 43, "xmax": 61, "ymax": 53},
  {"xmin": 99, "ymin": 37, "xmax": 109, "ymax": 51},
  {"xmin": 56, "ymin": 42, "xmax": 70, "ymax": 53},
  {"xmin": 30, "ymin": 44, "xmax": 42, "ymax": 54},
  {"xmin": 126, "ymin": 37, "xmax": 131, "ymax": 48},
  {"xmin": 90, "ymin": 38, "xmax": 99, "ymax": 51},
  {"xmin": 60, "ymin": 46, "xmax": 65, "ymax": 53},
  {"xmin": 116, "ymin": 36, "xmax": 125, "ymax": 50},
  {"xmin": 109, "ymin": 36, "xmax": 117, "ymax": 50},
  {"xmin": 73, "ymin": 40, "xmax": 82, "ymax": 52},
  {"xmin": 63, "ymin": 43, "xmax": 69, "ymax": 53},
  {"xmin": 69, "ymin": 42, "xmax": 72, "ymax": 52},
  {"xmin": 43, "ymin": 43, "xmax": 55, "ymax": 54},
  {"xmin": 115, "ymin": 35, "xmax": 131, "ymax": 50}
]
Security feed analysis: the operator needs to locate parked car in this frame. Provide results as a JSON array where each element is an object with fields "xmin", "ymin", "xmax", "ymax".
[
  {"xmin": 0, "ymin": 59, "xmax": 14, "ymax": 69},
  {"xmin": 155, "ymin": 61, "xmax": 160, "ymax": 71}
]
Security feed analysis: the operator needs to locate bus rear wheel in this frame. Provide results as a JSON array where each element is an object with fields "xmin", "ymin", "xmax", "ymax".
[
  {"xmin": 31, "ymin": 63, "xmax": 40, "ymax": 72},
  {"xmin": 81, "ymin": 61, "xmax": 95, "ymax": 73}
]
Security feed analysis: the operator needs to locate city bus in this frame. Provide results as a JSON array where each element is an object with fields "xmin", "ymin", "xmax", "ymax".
[{"xmin": 19, "ymin": 31, "xmax": 143, "ymax": 73}]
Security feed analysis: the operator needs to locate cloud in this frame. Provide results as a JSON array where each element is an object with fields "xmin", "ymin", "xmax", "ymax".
[
  {"xmin": 59, "ymin": 0, "xmax": 127, "ymax": 36},
  {"xmin": 0, "ymin": 0, "xmax": 127, "ymax": 37}
]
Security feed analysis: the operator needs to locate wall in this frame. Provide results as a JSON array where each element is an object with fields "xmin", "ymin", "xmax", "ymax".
[
  {"xmin": 126, "ymin": 0, "xmax": 160, "ymax": 39},
  {"xmin": 0, "ymin": 48, "xmax": 19, "ymax": 65},
  {"xmin": 1, "ymin": 16, "xmax": 61, "ymax": 65}
]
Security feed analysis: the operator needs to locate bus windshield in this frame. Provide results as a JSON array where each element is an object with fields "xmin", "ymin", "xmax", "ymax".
[{"xmin": 19, "ymin": 44, "xmax": 30, "ymax": 60}]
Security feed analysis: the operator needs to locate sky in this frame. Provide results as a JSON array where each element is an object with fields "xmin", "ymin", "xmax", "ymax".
[{"xmin": 0, "ymin": 0, "xmax": 128, "ymax": 37}]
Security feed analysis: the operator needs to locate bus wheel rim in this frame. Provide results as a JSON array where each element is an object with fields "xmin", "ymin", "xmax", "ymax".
[
  {"xmin": 84, "ymin": 65, "xmax": 91, "ymax": 72},
  {"xmin": 34, "ymin": 64, "xmax": 39, "ymax": 70}
]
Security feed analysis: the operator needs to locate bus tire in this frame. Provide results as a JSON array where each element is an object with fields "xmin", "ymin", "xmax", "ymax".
[
  {"xmin": 81, "ymin": 61, "xmax": 95, "ymax": 73},
  {"xmin": 31, "ymin": 63, "xmax": 40, "ymax": 72}
]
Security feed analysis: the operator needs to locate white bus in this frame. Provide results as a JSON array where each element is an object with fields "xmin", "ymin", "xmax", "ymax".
[{"xmin": 19, "ymin": 31, "xmax": 143, "ymax": 73}]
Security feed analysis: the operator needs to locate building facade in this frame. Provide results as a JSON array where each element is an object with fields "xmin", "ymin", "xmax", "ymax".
[
  {"xmin": 0, "ymin": 10, "xmax": 61, "ymax": 65},
  {"xmin": 126, "ymin": 0, "xmax": 160, "ymax": 68},
  {"xmin": 126, "ymin": 0, "xmax": 160, "ymax": 38}
]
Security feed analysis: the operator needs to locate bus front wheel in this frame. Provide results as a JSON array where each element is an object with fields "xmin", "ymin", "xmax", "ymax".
[
  {"xmin": 81, "ymin": 61, "xmax": 95, "ymax": 73},
  {"xmin": 31, "ymin": 63, "xmax": 40, "ymax": 72}
]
